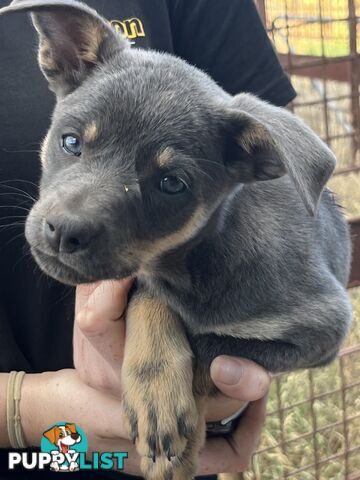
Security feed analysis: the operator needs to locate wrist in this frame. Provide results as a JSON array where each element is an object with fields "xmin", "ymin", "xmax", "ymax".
[{"xmin": 20, "ymin": 371, "xmax": 59, "ymax": 447}]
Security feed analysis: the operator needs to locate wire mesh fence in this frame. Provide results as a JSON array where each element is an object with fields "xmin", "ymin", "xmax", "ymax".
[
  {"xmin": 244, "ymin": 340, "xmax": 360, "ymax": 479},
  {"xmin": 257, "ymin": 0, "xmax": 360, "ymax": 175},
  {"xmin": 240, "ymin": 2, "xmax": 360, "ymax": 478}
]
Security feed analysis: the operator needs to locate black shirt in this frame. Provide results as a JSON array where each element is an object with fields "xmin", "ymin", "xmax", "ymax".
[{"xmin": 0, "ymin": 0, "xmax": 295, "ymax": 477}]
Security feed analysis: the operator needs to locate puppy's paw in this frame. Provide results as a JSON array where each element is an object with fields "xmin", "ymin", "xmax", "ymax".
[
  {"xmin": 140, "ymin": 454, "xmax": 196, "ymax": 480},
  {"xmin": 123, "ymin": 382, "xmax": 198, "ymax": 464},
  {"xmin": 50, "ymin": 462, "xmax": 60, "ymax": 472},
  {"xmin": 69, "ymin": 462, "xmax": 79, "ymax": 472},
  {"xmin": 122, "ymin": 295, "xmax": 198, "ymax": 479}
]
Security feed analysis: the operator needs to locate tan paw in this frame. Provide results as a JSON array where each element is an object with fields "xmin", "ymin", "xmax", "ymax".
[{"xmin": 123, "ymin": 381, "xmax": 198, "ymax": 464}]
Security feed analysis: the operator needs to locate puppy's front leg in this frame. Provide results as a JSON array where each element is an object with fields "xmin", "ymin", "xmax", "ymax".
[{"xmin": 122, "ymin": 293, "xmax": 199, "ymax": 480}]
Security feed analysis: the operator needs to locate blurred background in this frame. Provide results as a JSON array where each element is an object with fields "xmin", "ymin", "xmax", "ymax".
[{"xmin": 242, "ymin": 1, "xmax": 360, "ymax": 478}]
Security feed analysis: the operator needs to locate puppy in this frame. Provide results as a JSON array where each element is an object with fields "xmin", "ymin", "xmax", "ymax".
[
  {"xmin": 0, "ymin": 1, "xmax": 352, "ymax": 479},
  {"xmin": 43, "ymin": 423, "xmax": 81, "ymax": 472}
]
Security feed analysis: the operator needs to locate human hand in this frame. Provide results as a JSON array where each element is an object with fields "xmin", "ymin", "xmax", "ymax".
[
  {"xmin": 20, "ymin": 366, "xmax": 268, "ymax": 476},
  {"xmin": 73, "ymin": 279, "xmax": 132, "ymax": 396},
  {"xmin": 201, "ymin": 356, "xmax": 269, "ymax": 473},
  {"xmin": 73, "ymin": 280, "xmax": 270, "ymax": 474}
]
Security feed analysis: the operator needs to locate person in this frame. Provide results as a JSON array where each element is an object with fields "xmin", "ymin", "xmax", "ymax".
[{"xmin": 0, "ymin": 0, "xmax": 295, "ymax": 478}]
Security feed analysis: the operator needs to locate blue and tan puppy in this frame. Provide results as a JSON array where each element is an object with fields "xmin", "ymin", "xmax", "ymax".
[{"xmin": 0, "ymin": 1, "xmax": 352, "ymax": 478}]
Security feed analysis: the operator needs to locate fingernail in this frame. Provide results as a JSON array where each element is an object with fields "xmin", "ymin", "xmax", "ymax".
[{"xmin": 211, "ymin": 356, "xmax": 243, "ymax": 385}]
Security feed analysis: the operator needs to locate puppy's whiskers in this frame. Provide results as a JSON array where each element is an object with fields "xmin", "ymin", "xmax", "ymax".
[
  {"xmin": 0, "ymin": 224, "xmax": 26, "ymax": 233},
  {"xmin": 0, "ymin": 181, "xmax": 37, "ymax": 203},
  {"xmin": 0, "ymin": 205, "xmax": 31, "ymax": 212}
]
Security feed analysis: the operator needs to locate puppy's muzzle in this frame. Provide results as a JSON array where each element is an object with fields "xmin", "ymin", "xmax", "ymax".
[{"xmin": 44, "ymin": 215, "xmax": 98, "ymax": 254}]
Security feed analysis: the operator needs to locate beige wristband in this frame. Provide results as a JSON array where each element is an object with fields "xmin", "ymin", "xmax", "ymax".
[{"xmin": 6, "ymin": 371, "xmax": 27, "ymax": 449}]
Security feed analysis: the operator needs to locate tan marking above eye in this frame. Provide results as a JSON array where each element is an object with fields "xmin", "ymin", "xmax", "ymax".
[
  {"xmin": 157, "ymin": 147, "xmax": 174, "ymax": 167},
  {"xmin": 83, "ymin": 121, "xmax": 98, "ymax": 143}
]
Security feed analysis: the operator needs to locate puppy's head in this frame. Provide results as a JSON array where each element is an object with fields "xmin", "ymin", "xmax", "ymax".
[
  {"xmin": 0, "ymin": 0, "xmax": 337, "ymax": 285},
  {"xmin": 43, "ymin": 423, "xmax": 80, "ymax": 452}
]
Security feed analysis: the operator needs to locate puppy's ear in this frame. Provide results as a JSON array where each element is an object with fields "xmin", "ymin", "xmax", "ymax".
[
  {"xmin": 0, "ymin": 0, "xmax": 129, "ymax": 97},
  {"xmin": 65, "ymin": 423, "xmax": 77, "ymax": 434},
  {"xmin": 222, "ymin": 93, "xmax": 336, "ymax": 215},
  {"xmin": 43, "ymin": 425, "xmax": 59, "ymax": 444}
]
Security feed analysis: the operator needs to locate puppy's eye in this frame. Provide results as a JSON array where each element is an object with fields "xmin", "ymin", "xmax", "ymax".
[
  {"xmin": 59, "ymin": 432, "xmax": 64, "ymax": 438},
  {"xmin": 160, "ymin": 176, "xmax": 187, "ymax": 194},
  {"xmin": 62, "ymin": 134, "xmax": 81, "ymax": 156}
]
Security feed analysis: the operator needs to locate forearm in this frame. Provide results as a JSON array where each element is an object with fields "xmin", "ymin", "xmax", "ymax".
[{"xmin": 0, "ymin": 373, "xmax": 10, "ymax": 446}]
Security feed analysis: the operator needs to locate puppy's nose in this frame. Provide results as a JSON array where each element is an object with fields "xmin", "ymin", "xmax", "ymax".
[{"xmin": 45, "ymin": 218, "xmax": 94, "ymax": 253}]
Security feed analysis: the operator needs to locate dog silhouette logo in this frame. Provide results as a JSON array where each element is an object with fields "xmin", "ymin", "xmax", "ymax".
[{"xmin": 41, "ymin": 423, "xmax": 88, "ymax": 472}]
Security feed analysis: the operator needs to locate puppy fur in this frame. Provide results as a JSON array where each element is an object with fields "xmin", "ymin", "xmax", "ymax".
[{"xmin": 0, "ymin": 1, "xmax": 352, "ymax": 479}]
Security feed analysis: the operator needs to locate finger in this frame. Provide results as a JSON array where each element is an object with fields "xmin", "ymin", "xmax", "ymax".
[
  {"xmin": 228, "ymin": 394, "xmax": 268, "ymax": 460},
  {"xmin": 76, "ymin": 278, "xmax": 133, "ymax": 336},
  {"xmin": 74, "ymin": 279, "xmax": 132, "ymax": 368},
  {"xmin": 210, "ymin": 356, "xmax": 270, "ymax": 401},
  {"xmin": 206, "ymin": 394, "xmax": 246, "ymax": 422},
  {"xmin": 75, "ymin": 282, "xmax": 101, "ymax": 314},
  {"xmin": 198, "ymin": 396, "xmax": 268, "ymax": 474}
]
